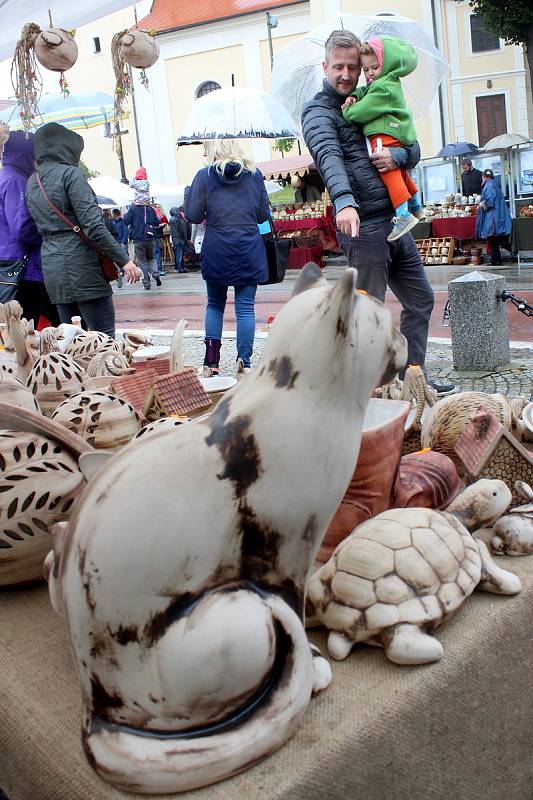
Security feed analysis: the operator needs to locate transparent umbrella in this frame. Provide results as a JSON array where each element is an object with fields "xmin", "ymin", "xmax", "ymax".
[
  {"xmin": 483, "ymin": 133, "xmax": 529, "ymax": 150},
  {"xmin": 176, "ymin": 87, "xmax": 299, "ymax": 144},
  {"xmin": 269, "ymin": 13, "xmax": 449, "ymax": 131}
]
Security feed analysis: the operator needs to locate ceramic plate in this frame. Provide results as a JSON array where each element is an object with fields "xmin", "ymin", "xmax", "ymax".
[
  {"xmin": 201, "ymin": 376, "xmax": 237, "ymax": 393},
  {"xmin": 132, "ymin": 345, "xmax": 171, "ymax": 362}
]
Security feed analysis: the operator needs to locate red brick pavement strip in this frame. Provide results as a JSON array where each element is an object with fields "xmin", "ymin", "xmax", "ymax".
[{"xmin": 114, "ymin": 290, "xmax": 533, "ymax": 342}]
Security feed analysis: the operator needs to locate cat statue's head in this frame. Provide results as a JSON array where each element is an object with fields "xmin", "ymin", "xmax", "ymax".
[{"xmin": 259, "ymin": 263, "xmax": 407, "ymax": 406}]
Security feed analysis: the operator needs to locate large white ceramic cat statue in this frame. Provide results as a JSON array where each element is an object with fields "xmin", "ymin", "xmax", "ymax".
[{"xmin": 47, "ymin": 263, "xmax": 407, "ymax": 794}]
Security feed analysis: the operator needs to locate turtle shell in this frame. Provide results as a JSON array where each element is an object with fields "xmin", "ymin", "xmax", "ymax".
[{"xmin": 307, "ymin": 508, "xmax": 481, "ymax": 643}]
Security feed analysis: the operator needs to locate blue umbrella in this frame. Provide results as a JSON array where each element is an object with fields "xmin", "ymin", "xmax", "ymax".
[
  {"xmin": 436, "ymin": 142, "xmax": 478, "ymax": 158},
  {"xmin": 0, "ymin": 92, "xmax": 117, "ymax": 132}
]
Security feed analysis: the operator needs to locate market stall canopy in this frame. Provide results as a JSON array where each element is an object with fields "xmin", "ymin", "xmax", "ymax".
[
  {"xmin": 256, "ymin": 155, "xmax": 315, "ymax": 180},
  {"xmin": 0, "ymin": 0, "xmax": 135, "ymax": 63},
  {"xmin": 483, "ymin": 133, "xmax": 529, "ymax": 150},
  {"xmin": 176, "ymin": 87, "xmax": 299, "ymax": 143},
  {"xmin": 269, "ymin": 13, "xmax": 449, "ymax": 133},
  {"xmin": 0, "ymin": 92, "xmax": 116, "ymax": 131}
]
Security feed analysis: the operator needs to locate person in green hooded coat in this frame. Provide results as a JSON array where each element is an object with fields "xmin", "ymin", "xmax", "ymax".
[
  {"xmin": 25, "ymin": 123, "xmax": 141, "ymax": 337},
  {"xmin": 342, "ymin": 35, "xmax": 420, "ymax": 243}
]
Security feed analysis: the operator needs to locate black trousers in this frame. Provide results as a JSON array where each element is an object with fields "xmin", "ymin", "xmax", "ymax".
[{"xmin": 17, "ymin": 280, "xmax": 60, "ymax": 327}]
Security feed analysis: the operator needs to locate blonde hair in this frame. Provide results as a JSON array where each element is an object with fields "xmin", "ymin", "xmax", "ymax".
[
  {"xmin": 203, "ymin": 139, "xmax": 256, "ymax": 176},
  {"xmin": 359, "ymin": 42, "xmax": 377, "ymax": 57}
]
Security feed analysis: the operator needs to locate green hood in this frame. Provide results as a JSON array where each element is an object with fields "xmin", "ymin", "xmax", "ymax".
[
  {"xmin": 34, "ymin": 122, "xmax": 84, "ymax": 166},
  {"xmin": 379, "ymin": 35, "xmax": 418, "ymax": 79}
]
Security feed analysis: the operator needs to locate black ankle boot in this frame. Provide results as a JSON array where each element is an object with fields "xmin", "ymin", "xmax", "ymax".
[{"xmin": 203, "ymin": 338, "xmax": 221, "ymax": 375}]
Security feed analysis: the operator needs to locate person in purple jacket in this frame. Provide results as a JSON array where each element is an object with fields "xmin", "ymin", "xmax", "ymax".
[
  {"xmin": 0, "ymin": 130, "xmax": 59, "ymax": 326},
  {"xmin": 185, "ymin": 139, "xmax": 270, "ymax": 378}
]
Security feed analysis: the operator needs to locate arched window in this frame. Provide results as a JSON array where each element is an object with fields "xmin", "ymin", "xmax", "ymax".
[{"xmin": 196, "ymin": 81, "xmax": 221, "ymax": 99}]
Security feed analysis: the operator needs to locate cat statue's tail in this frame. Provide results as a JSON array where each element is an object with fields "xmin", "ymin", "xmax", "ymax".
[{"xmin": 83, "ymin": 590, "xmax": 317, "ymax": 795}]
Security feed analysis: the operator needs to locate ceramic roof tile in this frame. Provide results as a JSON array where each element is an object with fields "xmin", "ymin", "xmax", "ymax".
[
  {"xmin": 133, "ymin": 358, "xmax": 171, "ymax": 376},
  {"xmin": 111, "ymin": 369, "xmax": 158, "ymax": 415},
  {"xmin": 150, "ymin": 369, "xmax": 212, "ymax": 416},
  {"xmin": 139, "ymin": 0, "xmax": 302, "ymax": 32}
]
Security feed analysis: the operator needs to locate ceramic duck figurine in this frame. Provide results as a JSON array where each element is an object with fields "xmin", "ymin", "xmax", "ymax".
[{"xmin": 46, "ymin": 264, "xmax": 407, "ymax": 794}]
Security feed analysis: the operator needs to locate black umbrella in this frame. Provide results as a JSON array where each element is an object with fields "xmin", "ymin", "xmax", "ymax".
[
  {"xmin": 96, "ymin": 194, "xmax": 118, "ymax": 208},
  {"xmin": 435, "ymin": 142, "xmax": 479, "ymax": 158}
]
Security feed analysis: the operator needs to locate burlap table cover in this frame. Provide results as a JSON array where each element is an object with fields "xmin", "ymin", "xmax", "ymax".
[{"xmin": 1, "ymin": 558, "xmax": 533, "ymax": 800}]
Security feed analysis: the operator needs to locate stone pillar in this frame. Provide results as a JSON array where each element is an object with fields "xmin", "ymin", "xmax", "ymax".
[{"xmin": 448, "ymin": 271, "xmax": 510, "ymax": 371}]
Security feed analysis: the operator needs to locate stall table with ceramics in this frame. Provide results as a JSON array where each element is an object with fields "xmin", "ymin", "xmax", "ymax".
[
  {"xmin": 431, "ymin": 215, "xmax": 477, "ymax": 242},
  {"xmin": 1, "ymin": 565, "xmax": 533, "ymax": 800}
]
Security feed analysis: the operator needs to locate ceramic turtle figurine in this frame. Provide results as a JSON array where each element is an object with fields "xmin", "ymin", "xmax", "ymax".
[{"xmin": 306, "ymin": 479, "xmax": 521, "ymax": 665}]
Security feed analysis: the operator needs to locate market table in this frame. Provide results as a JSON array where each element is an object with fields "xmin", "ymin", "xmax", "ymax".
[
  {"xmin": 431, "ymin": 216, "xmax": 477, "ymax": 241},
  {"xmin": 274, "ymin": 214, "xmax": 340, "ymax": 254},
  {"xmin": 411, "ymin": 221, "xmax": 432, "ymax": 240},
  {"xmin": 1, "ymin": 558, "xmax": 533, "ymax": 800}
]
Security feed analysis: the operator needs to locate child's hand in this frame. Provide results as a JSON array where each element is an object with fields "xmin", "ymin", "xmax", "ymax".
[{"xmin": 341, "ymin": 96, "xmax": 357, "ymax": 111}]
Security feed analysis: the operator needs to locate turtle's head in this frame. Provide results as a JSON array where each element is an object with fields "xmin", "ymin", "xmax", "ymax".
[{"xmin": 447, "ymin": 479, "xmax": 512, "ymax": 532}]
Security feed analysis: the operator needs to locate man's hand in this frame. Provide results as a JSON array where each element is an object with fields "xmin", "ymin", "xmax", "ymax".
[
  {"xmin": 124, "ymin": 261, "xmax": 142, "ymax": 283},
  {"xmin": 336, "ymin": 206, "xmax": 360, "ymax": 238},
  {"xmin": 370, "ymin": 146, "xmax": 397, "ymax": 174},
  {"xmin": 341, "ymin": 96, "xmax": 357, "ymax": 111}
]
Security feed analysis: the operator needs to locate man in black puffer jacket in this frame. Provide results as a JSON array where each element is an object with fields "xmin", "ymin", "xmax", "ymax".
[{"xmin": 302, "ymin": 30, "xmax": 454, "ymax": 394}]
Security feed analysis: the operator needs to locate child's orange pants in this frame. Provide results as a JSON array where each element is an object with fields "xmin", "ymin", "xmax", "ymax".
[{"xmin": 368, "ymin": 133, "xmax": 418, "ymax": 210}]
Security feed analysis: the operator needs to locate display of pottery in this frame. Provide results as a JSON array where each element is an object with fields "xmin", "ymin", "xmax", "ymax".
[
  {"xmin": 306, "ymin": 480, "xmax": 520, "ymax": 665},
  {"xmin": 420, "ymin": 391, "xmax": 521, "ymax": 467},
  {"xmin": 122, "ymin": 331, "xmax": 154, "ymax": 363},
  {"xmin": 45, "ymin": 264, "xmax": 407, "ymax": 794},
  {"xmin": 0, "ymin": 403, "xmax": 90, "ymax": 588},
  {"xmin": 119, "ymin": 29, "xmax": 160, "ymax": 69},
  {"xmin": 67, "ymin": 332, "xmax": 120, "ymax": 370},
  {"xmin": 33, "ymin": 27, "xmax": 78, "ymax": 72},
  {"xmin": 26, "ymin": 353, "xmax": 95, "ymax": 417},
  {"xmin": 52, "ymin": 391, "xmax": 142, "ymax": 449}
]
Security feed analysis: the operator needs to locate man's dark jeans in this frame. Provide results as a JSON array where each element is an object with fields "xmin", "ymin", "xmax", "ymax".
[{"xmin": 338, "ymin": 220, "xmax": 434, "ymax": 371}]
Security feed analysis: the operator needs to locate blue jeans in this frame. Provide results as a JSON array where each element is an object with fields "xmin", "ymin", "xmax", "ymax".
[
  {"xmin": 154, "ymin": 238, "xmax": 162, "ymax": 271},
  {"xmin": 338, "ymin": 220, "xmax": 434, "ymax": 371},
  {"xmin": 57, "ymin": 295, "xmax": 116, "ymax": 339},
  {"xmin": 174, "ymin": 242, "xmax": 184, "ymax": 270},
  {"xmin": 205, "ymin": 282, "xmax": 257, "ymax": 368}
]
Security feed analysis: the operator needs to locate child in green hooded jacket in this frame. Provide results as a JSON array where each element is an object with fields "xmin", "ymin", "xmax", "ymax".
[{"xmin": 342, "ymin": 35, "xmax": 420, "ymax": 242}]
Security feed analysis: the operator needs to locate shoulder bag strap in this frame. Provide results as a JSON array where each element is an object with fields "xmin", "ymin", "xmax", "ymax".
[{"xmin": 35, "ymin": 172, "xmax": 100, "ymax": 256}]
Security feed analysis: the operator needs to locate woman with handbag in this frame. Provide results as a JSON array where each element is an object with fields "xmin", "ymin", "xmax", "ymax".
[
  {"xmin": 0, "ymin": 130, "xmax": 59, "ymax": 325},
  {"xmin": 25, "ymin": 123, "xmax": 141, "ymax": 337},
  {"xmin": 185, "ymin": 139, "xmax": 270, "ymax": 378}
]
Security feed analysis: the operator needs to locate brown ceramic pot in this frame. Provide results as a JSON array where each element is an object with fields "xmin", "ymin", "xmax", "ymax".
[
  {"xmin": 318, "ymin": 399, "xmax": 411, "ymax": 562},
  {"xmin": 392, "ymin": 449, "xmax": 461, "ymax": 510}
]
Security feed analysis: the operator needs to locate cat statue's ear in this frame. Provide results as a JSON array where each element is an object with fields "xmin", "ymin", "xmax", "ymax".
[{"xmin": 291, "ymin": 262, "xmax": 328, "ymax": 296}]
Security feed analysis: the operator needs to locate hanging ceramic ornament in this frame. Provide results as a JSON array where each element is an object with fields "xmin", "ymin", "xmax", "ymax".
[
  {"xmin": 33, "ymin": 26, "xmax": 78, "ymax": 97},
  {"xmin": 111, "ymin": 28, "xmax": 159, "ymax": 116}
]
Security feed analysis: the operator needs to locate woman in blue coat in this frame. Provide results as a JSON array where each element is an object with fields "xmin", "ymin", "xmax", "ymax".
[
  {"xmin": 185, "ymin": 140, "xmax": 270, "ymax": 377},
  {"xmin": 475, "ymin": 169, "xmax": 512, "ymax": 266}
]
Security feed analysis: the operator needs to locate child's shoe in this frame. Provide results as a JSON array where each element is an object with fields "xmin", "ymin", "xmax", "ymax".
[{"xmin": 387, "ymin": 212, "xmax": 419, "ymax": 242}]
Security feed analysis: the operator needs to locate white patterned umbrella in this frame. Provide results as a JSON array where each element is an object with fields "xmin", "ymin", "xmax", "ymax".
[
  {"xmin": 176, "ymin": 87, "xmax": 299, "ymax": 143},
  {"xmin": 269, "ymin": 13, "xmax": 449, "ymax": 132},
  {"xmin": 483, "ymin": 133, "xmax": 529, "ymax": 150}
]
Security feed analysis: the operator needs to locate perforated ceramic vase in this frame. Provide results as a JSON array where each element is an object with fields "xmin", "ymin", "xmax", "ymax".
[
  {"xmin": 52, "ymin": 391, "xmax": 142, "ymax": 449},
  {"xmin": 67, "ymin": 332, "xmax": 120, "ymax": 371},
  {"xmin": 26, "ymin": 353, "xmax": 95, "ymax": 417},
  {"xmin": 0, "ymin": 430, "xmax": 84, "ymax": 586},
  {"xmin": 34, "ymin": 28, "xmax": 78, "ymax": 72}
]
